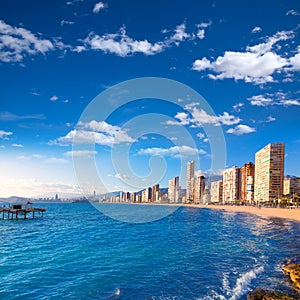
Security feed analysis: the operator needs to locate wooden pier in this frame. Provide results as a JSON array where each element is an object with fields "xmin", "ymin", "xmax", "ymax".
[{"xmin": 0, "ymin": 202, "xmax": 46, "ymax": 220}]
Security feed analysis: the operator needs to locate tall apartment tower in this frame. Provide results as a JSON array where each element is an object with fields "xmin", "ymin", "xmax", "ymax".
[
  {"xmin": 152, "ymin": 184, "xmax": 160, "ymax": 202},
  {"xmin": 240, "ymin": 162, "xmax": 255, "ymax": 203},
  {"xmin": 186, "ymin": 160, "xmax": 195, "ymax": 203},
  {"xmin": 168, "ymin": 176, "xmax": 180, "ymax": 203},
  {"xmin": 222, "ymin": 166, "xmax": 240, "ymax": 203},
  {"xmin": 254, "ymin": 143, "xmax": 285, "ymax": 203},
  {"xmin": 210, "ymin": 180, "xmax": 223, "ymax": 203},
  {"xmin": 193, "ymin": 176, "xmax": 206, "ymax": 204}
]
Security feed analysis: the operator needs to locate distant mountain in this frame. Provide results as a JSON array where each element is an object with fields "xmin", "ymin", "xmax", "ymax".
[{"xmin": 0, "ymin": 196, "xmax": 29, "ymax": 203}]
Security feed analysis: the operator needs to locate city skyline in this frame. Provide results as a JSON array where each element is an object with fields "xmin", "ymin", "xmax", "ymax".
[{"xmin": 0, "ymin": 1, "xmax": 300, "ymax": 198}]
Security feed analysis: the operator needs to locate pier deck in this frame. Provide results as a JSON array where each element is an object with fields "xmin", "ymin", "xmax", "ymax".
[{"xmin": 0, "ymin": 202, "xmax": 46, "ymax": 220}]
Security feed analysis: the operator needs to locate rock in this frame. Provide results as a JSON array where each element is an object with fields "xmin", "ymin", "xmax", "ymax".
[
  {"xmin": 247, "ymin": 288, "xmax": 266, "ymax": 299},
  {"xmin": 283, "ymin": 263, "xmax": 300, "ymax": 290},
  {"xmin": 247, "ymin": 289, "xmax": 296, "ymax": 300}
]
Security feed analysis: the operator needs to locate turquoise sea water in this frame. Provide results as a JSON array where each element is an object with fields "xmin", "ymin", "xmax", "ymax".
[{"xmin": 1, "ymin": 203, "xmax": 300, "ymax": 299}]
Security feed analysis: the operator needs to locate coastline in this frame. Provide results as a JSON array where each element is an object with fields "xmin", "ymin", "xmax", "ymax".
[
  {"xmin": 185, "ymin": 203, "xmax": 300, "ymax": 223},
  {"xmin": 99, "ymin": 202, "xmax": 300, "ymax": 223}
]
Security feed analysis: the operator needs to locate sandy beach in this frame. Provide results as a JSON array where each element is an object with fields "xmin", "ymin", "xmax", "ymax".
[{"xmin": 186, "ymin": 204, "xmax": 300, "ymax": 223}]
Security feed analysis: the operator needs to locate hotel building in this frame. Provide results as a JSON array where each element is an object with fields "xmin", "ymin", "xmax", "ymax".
[
  {"xmin": 254, "ymin": 143, "xmax": 284, "ymax": 203},
  {"xmin": 283, "ymin": 177, "xmax": 300, "ymax": 195},
  {"xmin": 168, "ymin": 176, "xmax": 180, "ymax": 203},
  {"xmin": 193, "ymin": 176, "xmax": 206, "ymax": 204},
  {"xmin": 210, "ymin": 180, "xmax": 223, "ymax": 203},
  {"xmin": 222, "ymin": 166, "xmax": 240, "ymax": 203},
  {"xmin": 152, "ymin": 184, "xmax": 160, "ymax": 202},
  {"xmin": 240, "ymin": 162, "xmax": 255, "ymax": 203}
]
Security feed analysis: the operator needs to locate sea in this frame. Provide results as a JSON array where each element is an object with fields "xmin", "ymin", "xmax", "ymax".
[{"xmin": 1, "ymin": 203, "xmax": 300, "ymax": 300}]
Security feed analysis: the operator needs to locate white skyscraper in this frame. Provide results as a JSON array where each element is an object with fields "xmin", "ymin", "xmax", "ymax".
[{"xmin": 186, "ymin": 160, "xmax": 194, "ymax": 203}]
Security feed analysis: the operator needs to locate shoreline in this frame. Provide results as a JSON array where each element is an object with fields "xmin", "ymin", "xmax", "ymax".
[
  {"xmin": 181, "ymin": 203, "xmax": 300, "ymax": 223},
  {"xmin": 100, "ymin": 202, "xmax": 300, "ymax": 223}
]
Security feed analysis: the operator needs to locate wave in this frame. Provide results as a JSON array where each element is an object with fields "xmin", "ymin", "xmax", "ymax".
[{"xmin": 229, "ymin": 266, "xmax": 264, "ymax": 300}]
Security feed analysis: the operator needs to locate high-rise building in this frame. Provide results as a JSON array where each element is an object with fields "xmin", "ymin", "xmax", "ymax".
[
  {"xmin": 168, "ymin": 176, "xmax": 180, "ymax": 203},
  {"xmin": 152, "ymin": 184, "xmax": 159, "ymax": 202},
  {"xmin": 283, "ymin": 177, "xmax": 300, "ymax": 195},
  {"xmin": 186, "ymin": 160, "xmax": 195, "ymax": 203},
  {"xmin": 210, "ymin": 180, "xmax": 223, "ymax": 203},
  {"xmin": 254, "ymin": 143, "xmax": 284, "ymax": 203},
  {"xmin": 142, "ymin": 187, "xmax": 151, "ymax": 203},
  {"xmin": 193, "ymin": 176, "xmax": 206, "ymax": 204},
  {"xmin": 240, "ymin": 162, "xmax": 255, "ymax": 203},
  {"xmin": 222, "ymin": 166, "xmax": 240, "ymax": 203}
]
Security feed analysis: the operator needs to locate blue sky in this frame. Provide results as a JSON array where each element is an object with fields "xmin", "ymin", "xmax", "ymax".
[{"xmin": 0, "ymin": 0, "xmax": 299, "ymax": 198}]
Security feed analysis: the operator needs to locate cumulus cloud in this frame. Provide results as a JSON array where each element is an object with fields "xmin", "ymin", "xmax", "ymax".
[
  {"xmin": 251, "ymin": 26, "xmax": 262, "ymax": 34},
  {"xmin": 167, "ymin": 104, "xmax": 241, "ymax": 128},
  {"xmin": 81, "ymin": 22, "xmax": 205, "ymax": 57},
  {"xmin": 50, "ymin": 120, "xmax": 135, "ymax": 146},
  {"xmin": 0, "ymin": 20, "xmax": 55, "ymax": 63},
  {"xmin": 227, "ymin": 124, "xmax": 256, "ymax": 135},
  {"xmin": 248, "ymin": 92, "xmax": 300, "ymax": 106},
  {"xmin": 50, "ymin": 95, "xmax": 59, "ymax": 101},
  {"xmin": 93, "ymin": 2, "xmax": 106, "ymax": 13},
  {"xmin": 192, "ymin": 29, "xmax": 297, "ymax": 84},
  {"xmin": 138, "ymin": 145, "xmax": 206, "ymax": 158},
  {"xmin": 0, "ymin": 130, "xmax": 13, "ymax": 139}
]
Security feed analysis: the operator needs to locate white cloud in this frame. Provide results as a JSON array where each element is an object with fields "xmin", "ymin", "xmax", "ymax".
[
  {"xmin": 138, "ymin": 145, "xmax": 206, "ymax": 158},
  {"xmin": 64, "ymin": 150, "xmax": 97, "ymax": 158},
  {"xmin": 45, "ymin": 157, "xmax": 69, "ymax": 164},
  {"xmin": 286, "ymin": 9, "xmax": 300, "ymax": 16},
  {"xmin": 12, "ymin": 143, "xmax": 23, "ymax": 148},
  {"xmin": 0, "ymin": 20, "xmax": 54, "ymax": 63},
  {"xmin": 50, "ymin": 95, "xmax": 59, "ymax": 101},
  {"xmin": 227, "ymin": 124, "xmax": 256, "ymax": 135},
  {"xmin": 0, "ymin": 177, "xmax": 81, "ymax": 198},
  {"xmin": 248, "ymin": 92, "xmax": 300, "ymax": 106},
  {"xmin": 232, "ymin": 102, "xmax": 244, "ymax": 112},
  {"xmin": 248, "ymin": 95, "xmax": 273, "ymax": 106},
  {"xmin": 196, "ymin": 22, "xmax": 211, "ymax": 40},
  {"xmin": 251, "ymin": 26, "xmax": 262, "ymax": 34},
  {"xmin": 166, "ymin": 104, "xmax": 241, "ymax": 128},
  {"xmin": 93, "ymin": 2, "xmax": 106, "ymax": 13},
  {"xmin": 50, "ymin": 120, "xmax": 135, "ymax": 146},
  {"xmin": 0, "ymin": 130, "xmax": 12, "ymax": 139},
  {"xmin": 60, "ymin": 20, "xmax": 74, "ymax": 26},
  {"xmin": 0, "ymin": 111, "xmax": 45, "ymax": 121},
  {"xmin": 266, "ymin": 116, "xmax": 276, "ymax": 122},
  {"xmin": 289, "ymin": 48, "xmax": 300, "ymax": 71},
  {"xmin": 81, "ymin": 23, "xmax": 203, "ymax": 57},
  {"xmin": 192, "ymin": 29, "xmax": 296, "ymax": 84},
  {"xmin": 217, "ymin": 112, "xmax": 241, "ymax": 125}
]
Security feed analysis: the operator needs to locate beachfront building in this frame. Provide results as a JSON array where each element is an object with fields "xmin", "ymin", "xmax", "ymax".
[
  {"xmin": 210, "ymin": 180, "xmax": 223, "ymax": 203},
  {"xmin": 254, "ymin": 143, "xmax": 285, "ymax": 203},
  {"xmin": 222, "ymin": 166, "xmax": 240, "ymax": 203},
  {"xmin": 240, "ymin": 162, "xmax": 255, "ymax": 203},
  {"xmin": 186, "ymin": 160, "xmax": 195, "ymax": 203},
  {"xmin": 284, "ymin": 177, "xmax": 300, "ymax": 196},
  {"xmin": 152, "ymin": 184, "xmax": 160, "ymax": 202},
  {"xmin": 142, "ymin": 187, "xmax": 151, "ymax": 203},
  {"xmin": 193, "ymin": 176, "xmax": 205, "ymax": 204},
  {"xmin": 168, "ymin": 176, "xmax": 180, "ymax": 203}
]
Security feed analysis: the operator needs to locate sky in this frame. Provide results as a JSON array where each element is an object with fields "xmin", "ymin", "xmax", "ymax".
[{"xmin": 0, "ymin": 0, "xmax": 299, "ymax": 198}]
